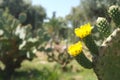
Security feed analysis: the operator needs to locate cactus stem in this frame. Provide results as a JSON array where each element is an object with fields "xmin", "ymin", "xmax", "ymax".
[
  {"xmin": 83, "ymin": 35, "xmax": 99, "ymax": 56},
  {"xmin": 75, "ymin": 52, "xmax": 93, "ymax": 69}
]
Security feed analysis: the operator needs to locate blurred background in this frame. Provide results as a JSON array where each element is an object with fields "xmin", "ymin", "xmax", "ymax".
[{"xmin": 0, "ymin": 0, "xmax": 119, "ymax": 80}]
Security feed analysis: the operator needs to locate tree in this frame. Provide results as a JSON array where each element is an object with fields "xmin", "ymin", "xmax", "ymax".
[
  {"xmin": 66, "ymin": 0, "xmax": 120, "ymax": 26},
  {"xmin": 0, "ymin": 0, "xmax": 46, "ymax": 30},
  {"xmin": 0, "ymin": 9, "xmax": 49, "ymax": 80},
  {"xmin": 43, "ymin": 12, "xmax": 72, "ymax": 71},
  {"xmin": 44, "ymin": 12, "xmax": 68, "ymax": 42}
]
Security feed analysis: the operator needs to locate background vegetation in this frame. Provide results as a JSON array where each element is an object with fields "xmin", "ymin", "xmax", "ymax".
[{"xmin": 0, "ymin": 0, "xmax": 119, "ymax": 80}]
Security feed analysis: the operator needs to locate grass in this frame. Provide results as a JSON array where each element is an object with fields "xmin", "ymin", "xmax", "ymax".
[
  {"xmin": 0, "ymin": 58, "xmax": 98, "ymax": 80},
  {"xmin": 59, "ymin": 60, "xmax": 98, "ymax": 80}
]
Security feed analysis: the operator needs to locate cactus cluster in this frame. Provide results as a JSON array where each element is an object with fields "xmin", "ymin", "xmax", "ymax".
[
  {"xmin": 68, "ymin": 5, "xmax": 120, "ymax": 80},
  {"xmin": 0, "ymin": 9, "xmax": 50, "ymax": 79}
]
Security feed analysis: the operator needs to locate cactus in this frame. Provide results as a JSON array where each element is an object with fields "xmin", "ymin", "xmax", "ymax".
[
  {"xmin": 93, "ymin": 28, "xmax": 120, "ymax": 80},
  {"xmin": 108, "ymin": 5, "xmax": 120, "ymax": 27},
  {"xmin": 96, "ymin": 17, "xmax": 111, "ymax": 37},
  {"xmin": 18, "ymin": 12, "xmax": 27, "ymax": 23},
  {"xmin": 0, "ymin": 10, "xmax": 49, "ymax": 79},
  {"xmin": 68, "ymin": 5, "xmax": 120, "ymax": 80},
  {"xmin": 75, "ymin": 23, "xmax": 99, "ymax": 56}
]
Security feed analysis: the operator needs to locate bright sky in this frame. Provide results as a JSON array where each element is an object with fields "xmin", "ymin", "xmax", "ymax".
[{"xmin": 31, "ymin": 0, "xmax": 80, "ymax": 18}]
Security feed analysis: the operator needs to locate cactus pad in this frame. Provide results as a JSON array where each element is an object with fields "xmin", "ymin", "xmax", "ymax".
[
  {"xmin": 96, "ymin": 17, "xmax": 111, "ymax": 37},
  {"xmin": 93, "ymin": 28, "xmax": 120, "ymax": 80},
  {"xmin": 108, "ymin": 5, "xmax": 120, "ymax": 27}
]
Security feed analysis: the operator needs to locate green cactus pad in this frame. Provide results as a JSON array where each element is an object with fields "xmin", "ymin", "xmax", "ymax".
[
  {"xmin": 96, "ymin": 17, "xmax": 111, "ymax": 37},
  {"xmin": 93, "ymin": 28, "xmax": 120, "ymax": 80},
  {"xmin": 108, "ymin": 5, "xmax": 120, "ymax": 27},
  {"xmin": 83, "ymin": 35, "xmax": 99, "ymax": 56},
  {"xmin": 75, "ymin": 52, "xmax": 93, "ymax": 69}
]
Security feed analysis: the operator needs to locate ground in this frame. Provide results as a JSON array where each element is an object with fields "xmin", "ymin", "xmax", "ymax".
[{"xmin": 0, "ymin": 52, "xmax": 98, "ymax": 80}]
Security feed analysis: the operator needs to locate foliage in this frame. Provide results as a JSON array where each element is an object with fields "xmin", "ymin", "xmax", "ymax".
[
  {"xmin": 1, "ymin": 58, "xmax": 97, "ymax": 80},
  {"xmin": 68, "ymin": 5, "xmax": 120, "ymax": 80},
  {"xmin": 0, "ymin": 0, "xmax": 46, "ymax": 30},
  {"xmin": 0, "ymin": 9, "xmax": 49, "ymax": 80},
  {"xmin": 44, "ymin": 12, "xmax": 68, "ymax": 40},
  {"xmin": 66, "ymin": 0, "xmax": 120, "ymax": 25},
  {"xmin": 42, "ymin": 12, "xmax": 73, "ymax": 71},
  {"xmin": 0, "ymin": 1, "xmax": 74, "ymax": 78}
]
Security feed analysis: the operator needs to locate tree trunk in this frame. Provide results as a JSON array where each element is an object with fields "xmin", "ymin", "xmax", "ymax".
[{"xmin": 3, "ymin": 65, "xmax": 15, "ymax": 80}]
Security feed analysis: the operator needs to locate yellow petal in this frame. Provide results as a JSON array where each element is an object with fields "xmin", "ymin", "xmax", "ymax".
[
  {"xmin": 68, "ymin": 41, "xmax": 82, "ymax": 57},
  {"xmin": 74, "ymin": 23, "xmax": 92, "ymax": 39}
]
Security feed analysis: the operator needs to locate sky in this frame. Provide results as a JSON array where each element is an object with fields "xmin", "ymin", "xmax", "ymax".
[{"xmin": 31, "ymin": 0, "xmax": 80, "ymax": 18}]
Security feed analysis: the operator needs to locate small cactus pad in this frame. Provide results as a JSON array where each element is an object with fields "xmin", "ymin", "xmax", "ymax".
[
  {"xmin": 75, "ymin": 52, "xmax": 93, "ymax": 69},
  {"xmin": 96, "ymin": 17, "xmax": 111, "ymax": 37},
  {"xmin": 108, "ymin": 5, "xmax": 120, "ymax": 27},
  {"xmin": 83, "ymin": 35, "xmax": 99, "ymax": 56}
]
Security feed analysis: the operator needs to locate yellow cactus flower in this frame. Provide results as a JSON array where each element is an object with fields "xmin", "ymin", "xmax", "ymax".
[
  {"xmin": 68, "ymin": 41, "xmax": 82, "ymax": 57},
  {"xmin": 75, "ymin": 23, "xmax": 92, "ymax": 39}
]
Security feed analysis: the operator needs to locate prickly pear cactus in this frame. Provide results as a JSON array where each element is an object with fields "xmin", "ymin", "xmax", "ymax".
[
  {"xmin": 68, "ymin": 5, "xmax": 120, "ymax": 80},
  {"xmin": 93, "ymin": 5, "xmax": 120, "ymax": 80},
  {"xmin": 93, "ymin": 28, "xmax": 120, "ymax": 80}
]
